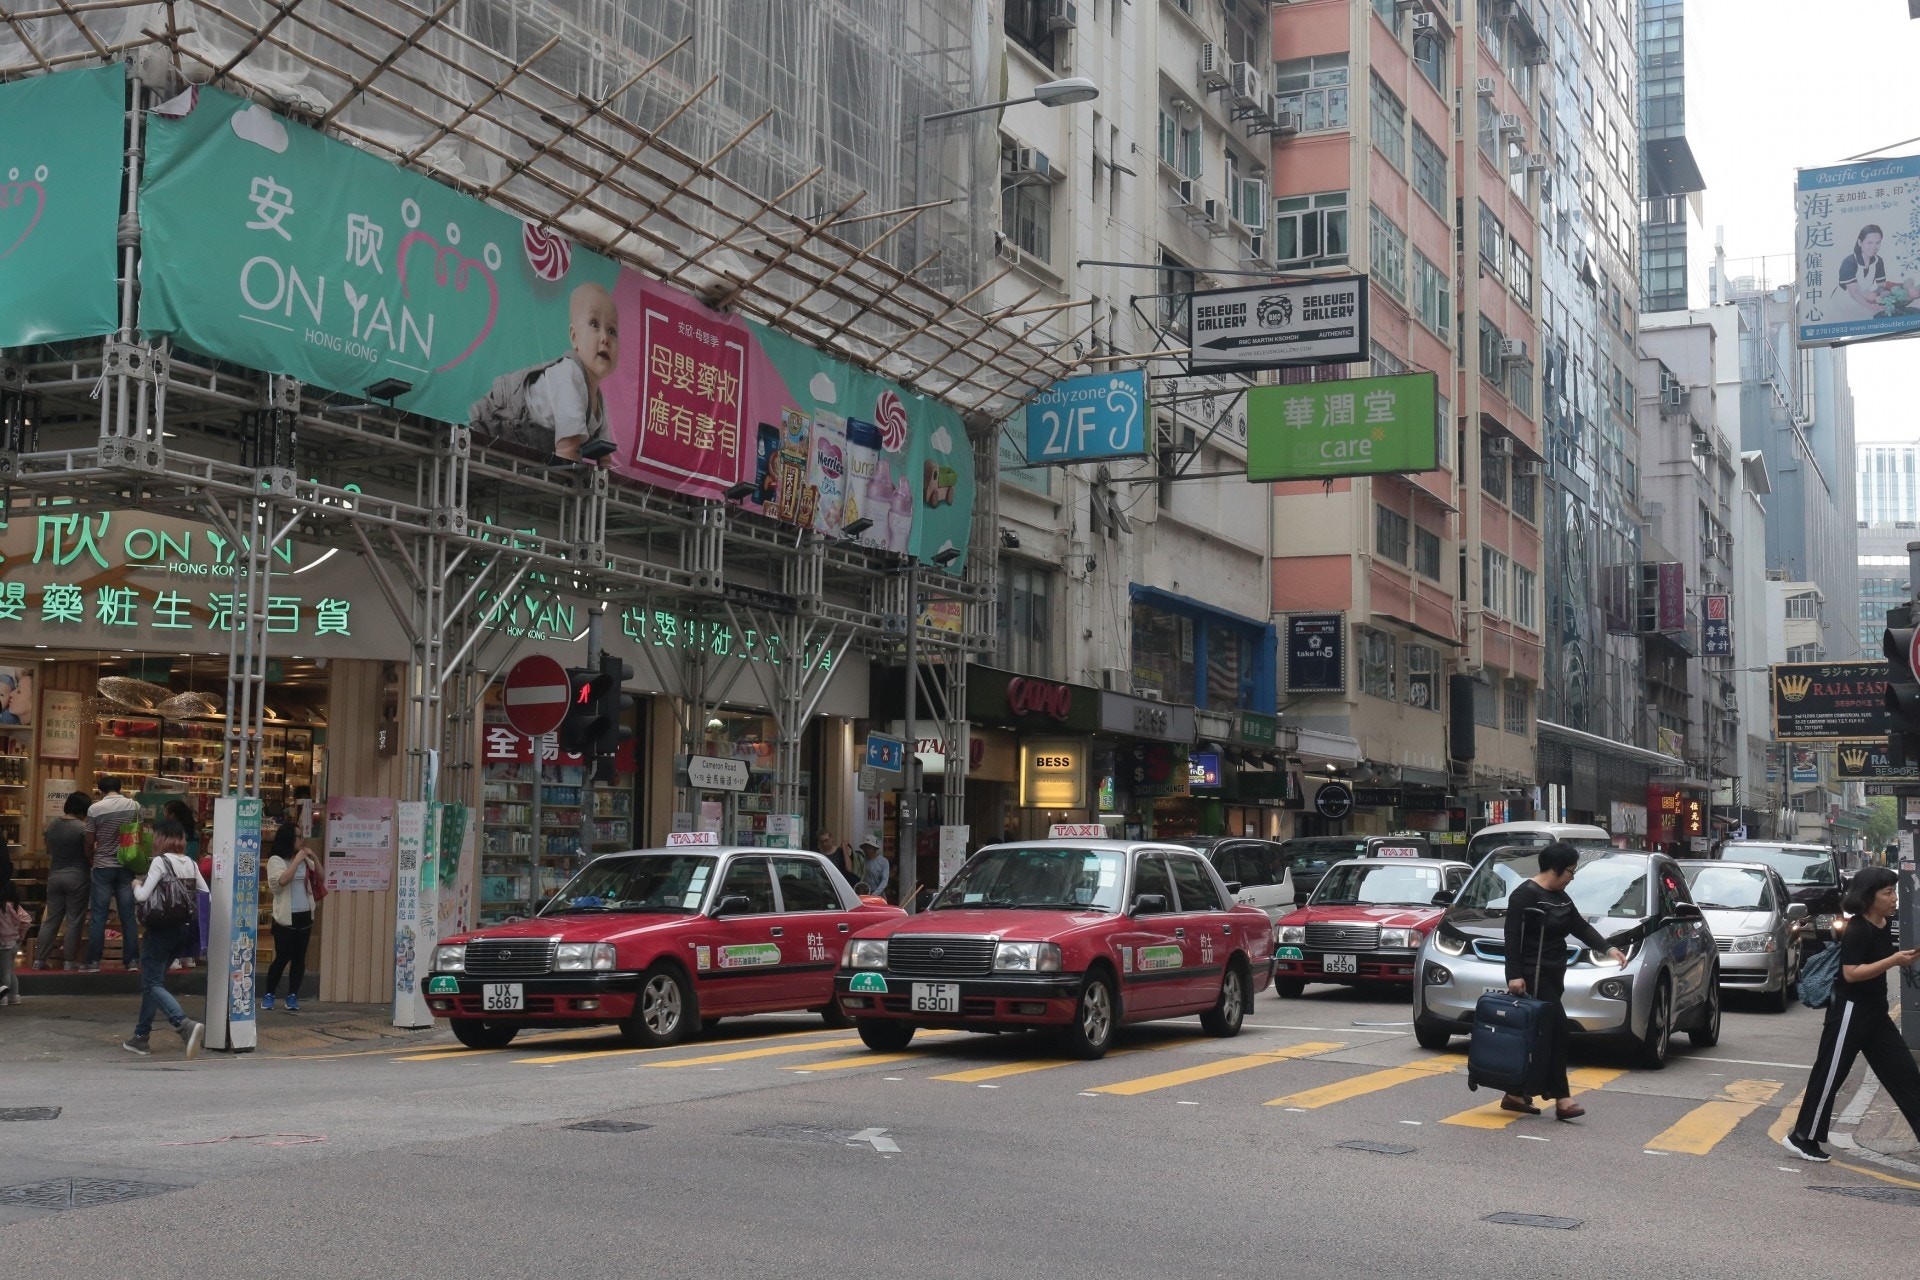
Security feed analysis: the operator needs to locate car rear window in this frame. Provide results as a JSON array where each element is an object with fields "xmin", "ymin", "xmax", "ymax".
[{"xmin": 1729, "ymin": 846, "xmax": 1836, "ymax": 887}]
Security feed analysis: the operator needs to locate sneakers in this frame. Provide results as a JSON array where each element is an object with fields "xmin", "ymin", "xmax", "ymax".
[
  {"xmin": 80, "ymin": 964, "xmax": 100, "ymax": 973},
  {"xmin": 1781, "ymin": 1131, "xmax": 1831, "ymax": 1163},
  {"xmin": 178, "ymin": 1019, "xmax": 204, "ymax": 1060},
  {"xmin": 63, "ymin": 962, "xmax": 78, "ymax": 972},
  {"xmin": 285, "ymin": 993, "xmax": 299, "ymax": 1013},
  {"xmin": 260, "ymin": 992, "xmax": 274, "ymax": 1010},
  {"xmin": 122, "ymin": 1036, "xmax": 151, "ymax": 1056}
]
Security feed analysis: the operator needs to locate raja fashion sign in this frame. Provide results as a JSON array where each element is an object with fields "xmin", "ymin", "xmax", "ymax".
[
  {"xmin": 1246, "ymin": 373, "xmax": 1439, "ymax": 481},
  {"xmin": 138, "ymin": 86, "xmax": 974, "ymax": 571},
  {"xmin": 1772, "ymin": 661, "xmax": 1892, "ymax": 741},
  {"xmin": 1186, "ymin": 276, "xmax": 1367, "ymax": 372},
  {"xmin": 1795, "ymin": 155, "xmax": 1920, "ymax": 347},
  {"xmin": 0, "ymin": 65, "xmax": 124, "ymax": 347},
  {"xmin": 1020, "ymin": 369, "xmax": 1149, "ymax": 465}
]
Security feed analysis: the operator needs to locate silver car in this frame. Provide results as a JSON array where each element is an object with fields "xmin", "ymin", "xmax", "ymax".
[
  {"xmin": 1677, "ymin": 860, "xmax": 1807, "ymax": 1012},
  {"xmin": 1412, "ymin": 847, "xmax": 1720, "ymax": 1070}
]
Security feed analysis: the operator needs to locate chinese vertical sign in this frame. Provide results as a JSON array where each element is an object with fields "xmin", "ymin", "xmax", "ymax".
[
  {"xmin": 1796, "ymin": 155, "xmax": 1920, "ymax": 347},
  {"xmin": 392, "ymin": 800, "xmax": 432, "ymax": 1027},
  {"xmin": 1701, "ymin": 593, "xmax": 1732, "ymax": 657},
  {"xmin": 620, "ymin": 277, "xmax": 748, "ymax": 494},
  {"xmin": 206, "ymin": 797, "xmax": 262, "ymax": 1052}
]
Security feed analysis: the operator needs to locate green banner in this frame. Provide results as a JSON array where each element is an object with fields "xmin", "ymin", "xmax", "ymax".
[
  {"xmin": 1246, "ymin": 372, "xmax": 1439, "ymax": 481},
  {"xmin": 0, "ymin": 65, "xmax": 125, "ymax": 347},
  {"xmin": 139, "ymin": 85, "xmax": 619, "ymax": 424}
]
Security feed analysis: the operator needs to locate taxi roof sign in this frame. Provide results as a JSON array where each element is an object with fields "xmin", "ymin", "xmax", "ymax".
[
  {"xmin": 665, "ymin": 831, "xmax": 720, "ymax": 846},
  {"xmin": 1374, "ymin": 846, "xmax": 1424, "ymax": 858},
  {"xmin": 1048, "ymin": 823, "xmax": 1108, "ymax": 839}
]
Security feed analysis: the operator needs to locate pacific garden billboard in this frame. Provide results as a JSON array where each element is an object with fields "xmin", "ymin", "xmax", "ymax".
[{"xmin": 1796, "ymin": 155, "xmax": 1920, "ymax": 348}]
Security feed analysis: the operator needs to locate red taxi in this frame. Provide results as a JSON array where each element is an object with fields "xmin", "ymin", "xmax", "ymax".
[
  {"xmin": 1271, "ymin": 856, "xmax": 1471, "ymax": 997},
  {"xmin": 836, "ymin": 833, "xmax": 1275, "ymax": 1059},
  {"xmin": 421, "ymin": 836, "xmax": 904, "ymax": 1049}
]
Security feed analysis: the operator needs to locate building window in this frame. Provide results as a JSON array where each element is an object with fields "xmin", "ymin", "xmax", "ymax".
[
  {"xmin": 1001, "ymin": 163, "xmax": 1054, "ymax": 262},
  {"xmin": 1478, "ymin": 201, "xmax": 1505, "ymax": 277},
  {"xmin": 1275, "ymin": 54, "xmax": 1350, "ymax": 134},
  {"xmin": 1415, "ymin": 526, "xmax": 1442, "ymax": 579},
  {"xmin": 1413, "ymin": 25, "xmax": 1446, "ymax": 93},
  {"xmin": 1508, "ymin": 239, "xmax": 1533, "ymax": 304},
  {"xmin": 1786, "ymin": 592, "xmax": 1819, "ymax": 620},
  {"xmin": 999, "ymin": 422, "xmax": 1053, "ymax": 496},
  {"xmin": 1404, "ymin": 643, "xmax": 1439, "ymax": 711},
  {"xmin": 1481, "ymin": 433, "xmax": 1508, "ymax": 500},
  {"xmin": 1512, "ymin": 563, "xmax": 1537, "ymax": 631},
  {"xmin": 1157, "ymin": 110, "xmax": 1202, "ymax": 179},
  {"xmin": 1376, "ymin": 504, "xmax": 1410, "ymax": 565},
  {"xmin": 1359, "ymin": 627, "xmax": 1396, "ymax": 700},
  {"xmin": 1786, "ymin": 643, "xmax": 1821, "ymax": 663},
  {"xmin": 1473, "ymin": 677, "xmax": 1499, "ymax": 727},
  {"xmin": 1510, "ymin": 466, "xmax": 1536, "ymax": 522},
  {"xmin": 1003, "ymin": 0, "xmax": 1063, "ymax": 71},
  {"xmin": 1370, "ymin": 342, "xmax": 1408, "ymax": 378},
  {"xmin": 1411, "ymin": 126, "xmax": 1448, "ymax": 212},
  {"xmin": 1369, "ymin": 73, "xmax": 1407, "ymax": 171},
  {"xmin": 1158, "ymin": 250, "xmax": 1195, "ymax": 341},
  {"xmin": 1371, "ymin": 0, "xmax": 1405, "ymax": 36},
  {"xmin": 1131, "ymin": 600, "xmax": 1195, "ymax": 705},
  {"xmin": 1504, "ymin": 678, "xmax": 1531, "ymax": 735},
  {"xmin": 1413, "ymin": 250, "xmax": 1451, "ymax": 339},
  {"xmin": 1508, "ymin": 362, "xmax": 1534, "ymax": 416},
  {"xmin": 1479, "ymin": 314, "xmax": 1504, "ymax": 389},
  {"xmin": 1275, "ymin": 192, "xmax": 1349, "ymax": 269},
  {"xmin": 1370, "ymin": 205, "xmax": 1407, "ymax": 299},
  {"xmin": 1482, "ymin": 546, "xmax": 1510, "ymax": 617},
  {"xmin": 998, "ymin": 563, "xmax": 1054, "ymax": 676}
]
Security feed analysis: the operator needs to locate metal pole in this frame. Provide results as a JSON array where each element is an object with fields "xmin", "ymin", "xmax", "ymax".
[
  {"xmin": 1901, "ymin": 542, "xmax": 1920, "ymax": 1048},
  {"xmin": 900, "ymin": 563, "xmax": 919, "ymax": 914}
]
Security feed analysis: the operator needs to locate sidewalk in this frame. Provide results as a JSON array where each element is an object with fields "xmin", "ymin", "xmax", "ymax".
[{"xmin": 0, "ymin": 994, "xmax": 445, "ymax": 1062}]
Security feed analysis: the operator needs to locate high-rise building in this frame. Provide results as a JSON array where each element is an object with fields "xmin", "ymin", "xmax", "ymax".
[
  {"xmin": 1637, "ymin": 0, "xmax": 1705, "ymax": 313},
  {"xmin": 1857, "ymin": 442, "xmax": 1920, "ymax": 524}
]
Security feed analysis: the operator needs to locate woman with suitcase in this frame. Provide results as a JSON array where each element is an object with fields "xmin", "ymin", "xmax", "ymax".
[{"xmin": 1502, "ymin": 842, "xmax": 1628, "ymax": 1120}]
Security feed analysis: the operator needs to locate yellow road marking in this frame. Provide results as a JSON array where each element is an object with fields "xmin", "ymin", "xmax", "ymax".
[
  {"xmin": 1090, "ymin": 1041, "xmax": 1344, "ymax": 1096},
  {"xmin": 1834, "ymin": 1161, "xmax": 1920, "ymax": 1191},
  {"xmin": 643, "ymin": 1029, "xmax": 961, "ymax": 1069},
  {"xmin": 1266, "ymin": 1054, "xmax": 1467, "ymax": 1109},
  {"xmin": 392, "ymin": 1030, "xmax": 611, "ymax": 1062},
  {"xmin": 786, "ymin": 1052, "xmax": 924, "ymax": 1071},
  {"xmin": 1768, "ymin": 1089, "xmax": 1806, "ymax": 1144},
  {"xmin": 518, "ymin": 1027, "xmax": 834, "ymax": 1066},
  {"xmin": 930, "ymin": 1036, "xmax": 1205, "ymax": 1084},
  {"xmin": 1440, "ymin": 1066, "xmax": 1626, "ymax": 1129},
  {"xmin": 1644, "ymin": 1079, "xmax": 1784, "ymax": 1155}
]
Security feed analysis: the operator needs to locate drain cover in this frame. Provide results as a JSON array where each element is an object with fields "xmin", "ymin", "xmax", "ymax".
[
  {"xmin": 567, "ymin": 1120, "xmax": 652, "ymax": 1133},
  {"xmin": 1338, "ymin": 1140, "xmax": 1415, "ymax": 1156},
  {"xmin": 0, "ymin": 1178, "xmax": 179, "ymax": 1211},
  {"xmin": 1811, "ymin": 1186, "xmax": 1920, "ymax": 1207},
  {"xmin": 0, "ymin": 1108, "xmax": 61, "ymax": 1122},
  {"xmin": 1484, "ymin": 1212, "xmax": 1582, "ymax": 1230}
]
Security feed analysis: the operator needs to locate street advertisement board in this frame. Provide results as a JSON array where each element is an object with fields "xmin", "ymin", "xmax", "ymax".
[
  {"xmin": 1019, "ymin": 369, "xmax": 1149, "ymax": 465},
  {"xmin": 1702, "ymin": 593, "xmax": 1731, "ymax": 656},
  {"xmin": 323, "ymin": 796, "xmax": 397, "ymax": 892},
  {"xmin": 1246, "ymin": 373, "xmax": 1439, "ymax": 481},
  {"xmin": 0, "ymin": 64, "xmax": 124, "ymax": 347},
  {"xmin": 205, "ymin": 797, "xmax": 262, "ymax": 1052},
  {"xmin": 1795, "ymin": 155, "xmax": 1920, "ymax": 348},
  {"xmin": 137, "ymin": 85, "xmax": 972, "ymax": 570},
  {"xmin": 1771, "ymin": 661, "xmax": 1892, "ymax": 740},
  {"xmin": 392, "ymin": 800, "xmax": 433, "ymax": 1028},
  {"xmin": 1285, "ymin": 614, "xmax": 1345, "ymax": 692},
  {"xmin": 1837, "ymin": 740, "xmax": 1919, "ymax": 780},
  {"xmin": 1186, "ymin": 276, "xmax": 1367, "ymax": 372}
]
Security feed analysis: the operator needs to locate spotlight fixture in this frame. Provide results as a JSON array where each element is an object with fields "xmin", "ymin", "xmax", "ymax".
[
  {"xmin": 1000, "ymin": 528, "xmax": 1021, "ymax": 549},
  {"xmin": 724, "ymin": 481, "xmax": 758, "ymax": 501},
  {"xmin": 932, "ymin": 547, "xmax": 962, "ymax": 566},
  {"xmin": 843, "ymin": 517, "xmax": 874, "ymax": 536},
  {"xmin": 365, "ymin": 376, "xmax": 413, "ymax": 403}
]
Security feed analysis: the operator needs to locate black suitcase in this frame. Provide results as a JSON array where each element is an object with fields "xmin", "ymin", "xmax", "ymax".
[{"xmin": 1466, "ymin": 906, "xmax": 1555, "ymax": 1096}]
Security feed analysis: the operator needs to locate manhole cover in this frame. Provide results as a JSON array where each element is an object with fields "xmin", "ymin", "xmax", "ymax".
[
  {"xmin": 0, "ymin": 1178, "xmax": 179, "ymax": 1211},
  {"xmin": 567, "ymin": 1120, "xmax": 652, "ymax": 1133},
  {"xmin": 1484, "ymin": 1212, "xmax": 1582, "ymax": 1230},
  {"xmin": 1338, "ymin": 1140, "xmax": 1415, "ymax": 1156},
  {"xmin": 736, "ymin": 1124, "xmax": 856, "ymax": 1146},
  {"xmin": 0, "ymin": 1108, "xmax": 61, "ymax": 1122},
  {"xmin": 1811, "ymin": 1186, "xmax": 1920, "ymax": 1207}
]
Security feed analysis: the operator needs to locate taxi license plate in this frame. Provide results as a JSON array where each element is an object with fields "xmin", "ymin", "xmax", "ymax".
[
  {"xmin": 911, "ymin": 983, "xmax": 962, "ymax": 1014},
  {"xmin": 482, "ymin": 983, "xmax": 524, "ymax": 1012},
  {"xmin": 1322, "ymin": 953, "xmax": 1358, "ymax": 975}
]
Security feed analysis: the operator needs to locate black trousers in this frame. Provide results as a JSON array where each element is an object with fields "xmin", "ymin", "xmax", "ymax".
[
  {"xmin": 1521, "ymin": 966, "xmax": 1573, "ymax": 1100},
  {"xmin": 264, "ymin": 910, "xmax": 313, "ymax": 997},
  {"xmin": 1794, "ymin": 997, "xmax": 1920, "ymax": 1143}
]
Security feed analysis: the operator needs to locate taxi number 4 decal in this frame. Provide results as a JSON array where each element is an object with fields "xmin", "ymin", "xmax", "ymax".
[
  {"xmin": 849, "ymin": 972, "xmax": 888, "ymax": 993},
  {"xmin": 718, "ymin": 943, "xmax": 782, "ymax": 969},
  {"xmin": 427, "ymin": 975, "xmax": 459, "ymax": 994}
]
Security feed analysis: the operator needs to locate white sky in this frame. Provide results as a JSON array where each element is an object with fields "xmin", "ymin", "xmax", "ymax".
[{"xmin": 1687, "ymin": 0, "xmax": 1920, "ymax": 443}]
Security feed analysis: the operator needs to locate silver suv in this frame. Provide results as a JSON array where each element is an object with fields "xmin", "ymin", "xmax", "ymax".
[{"xmin": 1412, "ymin": 847, "xmax": 1720, "ymax": 1069}]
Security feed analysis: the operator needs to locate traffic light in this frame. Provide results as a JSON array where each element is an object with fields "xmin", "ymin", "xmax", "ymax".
[
  {"xmin": 558, "ymin": 666, "xmax": 612, "ymax": 756},
  {"xmin": 1883, "ymin": 604, "xmax": 1920, "ymax": 764},
  {"xmin": 592, "ymin": 650, "xmax": 636, "ymax": 784}
]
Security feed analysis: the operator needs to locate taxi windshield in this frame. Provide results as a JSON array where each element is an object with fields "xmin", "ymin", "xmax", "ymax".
[
  {"xmin": 931, "ymin": 847, "xmax": 1125, "ymax": 912},
  {"xmin": 1682, "ymin": 865, "xmax": 1771, "ymax": 911},
  {"xmin": 1310, "ymin": 862, "xmax": 1443, "ymax": 907},
  {"xmin": 540, "ymin": 854, "xmax": 718, "ymax": 915}
]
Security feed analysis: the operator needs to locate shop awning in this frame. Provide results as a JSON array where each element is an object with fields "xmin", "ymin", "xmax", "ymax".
[
  {"xmin": 1129, "ymin": 584, "xmax": 1274, "ymax": 635},
  {"xmin": 1292, "ymin": 729, "xmax": 1362, "ymax": 763},
  {"xmin": 1537, "ymin": 719, "xmax": 1684, "ymax": 770}
]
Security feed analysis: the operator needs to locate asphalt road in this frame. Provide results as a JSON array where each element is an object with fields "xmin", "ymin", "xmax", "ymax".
[{"xmin": 2, "ymin": 982, "xmax": 1913, "ymax": 1278}]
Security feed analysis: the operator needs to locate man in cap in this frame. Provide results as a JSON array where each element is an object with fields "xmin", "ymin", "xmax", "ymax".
[{"xmin": 859, "ymin": 838, "xmax": 891, "ymax": 901}]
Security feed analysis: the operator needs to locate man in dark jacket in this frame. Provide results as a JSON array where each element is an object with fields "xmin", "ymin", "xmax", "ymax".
[{"xmin": 1502, "ymin": 842, "xmax": 1628, "ymax": 1121}]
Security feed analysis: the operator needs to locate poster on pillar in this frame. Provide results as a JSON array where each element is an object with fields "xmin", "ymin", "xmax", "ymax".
[
  {"xmin": 392, "ymin": 800, "xmax": 435, "ymax": 1028},
  {"xmin": 0, "ymin": 64, "xmax": 125, "ymax": 348},
  {"xmin": 323, "ymin": 796, "xmax": 396, "ymax": 892},
  {"xmin": 205, "ymin": 796, "xmax": 263, "ymax": 1052},
  {"xmin": 439, "ymin": 804, "xmax": 477, "ymax": 941}
]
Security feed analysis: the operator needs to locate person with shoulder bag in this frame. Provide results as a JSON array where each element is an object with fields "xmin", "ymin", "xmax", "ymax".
[
  {"xmin": 123, "ymin": 818, "xmax": 206, "ymax": 1058},
  {"xmin": 261, "ymin": 809, "xmax": 320, "ymax": 1012},
  {"xmin": 33, "ymin": 792, "xmax": 93, "ymax": 971}
]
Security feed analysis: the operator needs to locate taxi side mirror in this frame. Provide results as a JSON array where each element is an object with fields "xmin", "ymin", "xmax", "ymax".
[
  {"xmin": 712, "ymin": 894, "xmax": 754, "ymax": 918},
  {"xmin": 1785, "ymin": 902, "xmax": 1809, "ymax": 922},
  {"xmin": 1671, "ymin": 901, "xmax": 1703, "ymax": 922},
  {"xmin": 1293, "ymin": 891, "xmax": 1309, "ymax": 908},
  {"xmin": 1130, "ymin": 893, "xmax": 1170, "ymax": 916}
]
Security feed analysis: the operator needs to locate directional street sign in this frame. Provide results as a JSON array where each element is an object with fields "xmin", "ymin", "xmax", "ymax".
[
  {"xmin": 865, "ymin": 733, "xmax": 906, "ymax": 773},
  {"xmin": 502, "ymin": 655, "xmax": 571, "ymax": 738}
]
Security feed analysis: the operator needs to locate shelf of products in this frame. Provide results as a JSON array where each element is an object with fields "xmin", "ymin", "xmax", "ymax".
[
  {"xmin": 93, "ymin": 715, "xmax": 319, "ymax": 825},
  {"xmin": 0, "ymin": 723, "xmax": 36, "ymax": 923}
]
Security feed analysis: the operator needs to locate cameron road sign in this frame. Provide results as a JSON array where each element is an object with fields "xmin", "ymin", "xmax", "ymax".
[{"xmin": 503, "ymin": 655, "xmax": 571, "ymax": 738}]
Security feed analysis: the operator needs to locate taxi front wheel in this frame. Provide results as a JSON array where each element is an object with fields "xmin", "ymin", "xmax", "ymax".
[
  {"xmin": 1056, "ymin": 972, "xmax": 1118, "ymax": 1060},
  {"xmin": 817, "ymin": 1002, "xmax": 855, "ymax": 1029},
  {"xmin": 620, "ymin": 965, "xmax": 695, "ymax": 1048},
  {"xmin": 1200, "ymin": 963, "xmax": 1247, "ymax": 1037},
  {"xmin": 449, "ymin": 1019, "xmax": 517, "ymax": 1050},
  {"xmin": 857, "ymin": 1020, "xmax": 915, "ymax": 1052}
]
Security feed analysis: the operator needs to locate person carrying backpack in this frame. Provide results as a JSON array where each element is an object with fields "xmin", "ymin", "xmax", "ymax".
[
  {"xmin": 1782, "ymin": 866, "xmax": 1920, "ymax": 1161},
  {"xmin": 123, "ymin": 818, "xmax": 206, "ymax": 1058}
]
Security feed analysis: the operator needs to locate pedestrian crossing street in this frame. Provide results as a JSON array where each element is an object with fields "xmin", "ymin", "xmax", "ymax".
[{"xmin": 377, "ymin": 1022, "xmax": 1809, "ymax": 1159}]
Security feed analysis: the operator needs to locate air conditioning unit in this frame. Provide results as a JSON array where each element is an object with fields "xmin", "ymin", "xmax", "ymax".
[
  {"xmin": 1136, "ymin": 687, "xmax": 1165, "ymax": 702},
  {"xmin": 1476, "ymin": 76, "xmax": 1497, "ymax": 98},
  {"xmin": 1272, "ymin": 103, "xmax": 1301, "ymax": 136},
  {"xmin": 1512, "ymin": 458, "xmax": 1539, "ymax": 477},
  {"xmin": 1484, "ymin": 434, "xmax": 1513, "ymax": 456},
  {"xmin": 1176, "ymin": 177, "xmax": 1197, "ymax": 208},
  {"xmin": 1200, "ymin": 43, "xmax": 1231, "ymax": 90},
  {"xmin": 1499, "ymin": 337, "xmax": 1529, "ymax": 363},
  {"xmin": 1229, "ymin": 61, "xmax": 1262, "ymax": 106},
  {"xmin": 1499, "ymin": 113, "xmax": 1525, "ymax": 137},
  {"xmin": 1045, "ymin": 0, "xmax": 1078, "ymax": 31},
  {"xmin": 1662, "ymin": 383, "xmax": 1686, "ymax": 410},
  {"xmin": 1202, "ymin": 196, "xmax": 1230, "ymax": 231},
  {"xmin": 1005, "ymin": 147, "xmax": 1054, "ymax": 181},
  {"xmin": 1525, "ymin": 152, "xmax": 1549, "ymax": 172},
  {"xmin": 1413, "ymin": 12, "xmax": 1439, "ymax": 32}
]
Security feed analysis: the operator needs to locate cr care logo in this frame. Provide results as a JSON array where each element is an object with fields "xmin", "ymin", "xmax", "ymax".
[{"xmin": 1006, "ymin": 676, "xmax": 1072, "ymax": 721}]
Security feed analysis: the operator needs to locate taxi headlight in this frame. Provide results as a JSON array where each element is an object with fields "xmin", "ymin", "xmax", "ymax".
[
  {"xmin": 1729, "ymin": 933, "xmax": 1776, "ymax": 954},
  {"xmin": 844, "ymin": 939, "xmax": 889, "ymax": 969},
  {"xmin": 432, "ymin": 944, "xmax": 466, "ymax": 973},
  {"xmin": 554, "ymin": 942, "xmax": 616, "ymax": 971},
  {"xmin": 1378, "ymin": 928, "xmax": 1417, "ymax": 949},
  {"xmin": 994, "ymin": 941, "xmax": 1062, "ymax": 972},
  {"xmin": 1432, "ymin": 931, "xmax": 1467, "ymax": 957},
  {"xmin": 1277, "ymin": 925, "xmax": 1306, "ymax": 945}
]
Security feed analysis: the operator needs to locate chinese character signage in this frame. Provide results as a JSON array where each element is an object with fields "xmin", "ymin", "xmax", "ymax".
[
  {"xmin": 1285, "ymin": 614, "xmax": 1345, "ymax": 692},
  {"xmin": 138, "ymin": 86, "xmax": 973, "ymax": 571},
  {"xmin": 1020, "ymin": 369, "xmax": 1149, "ymax": 465},
  {"xmin": 1654, "ymin": 562, "xmax": 1687, "ymax": 633},
  {"xmin": 1702, "ymin": 593, "xmax": 1731, "ymax": 656},
  {"xmin": 1186, "ymin": 276, "xmax": 1368, "ymax": 372},
  {"xmin": 0, "ymin": 65, "xmax": 124, "ymax": 347},
  {"xmin": 1795, "ymin": 155, "xmax": 1920, "ymax": 348},
  {"xmin": 1772, "ymin": 660, "xmax": 1893, "ymax": 741},
  {"xmin": 323, "ymin": 796, "xmax": 396, "ymax": 892},
  {"xmin": 1246, "ymin": 373, "xmax": 1439, "ymax": 481},
  {"xmin": 392, "ymin": 800, "xmax": 432, "ymax": 1028}
]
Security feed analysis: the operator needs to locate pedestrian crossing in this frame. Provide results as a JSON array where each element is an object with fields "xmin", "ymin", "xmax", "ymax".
[{"xmin": 387, "ymin": 1022, "xmax": 1806, "ymax": 1159}]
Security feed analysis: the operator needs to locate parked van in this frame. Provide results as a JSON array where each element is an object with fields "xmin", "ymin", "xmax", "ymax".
[{"xmin": 1464, "ymin": 821, "xmax": 1612, "ymax": 866}]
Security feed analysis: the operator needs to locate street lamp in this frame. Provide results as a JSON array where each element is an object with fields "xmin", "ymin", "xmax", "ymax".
[{"xmin": 920, "ymin": 77, "xmax": 1100, "ymax": 125}]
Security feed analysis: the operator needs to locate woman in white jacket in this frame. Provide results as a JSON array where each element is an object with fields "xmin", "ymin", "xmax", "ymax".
[{"xmin": 123, "ymin": 818, "xmax": 206, "ymax": 1059}]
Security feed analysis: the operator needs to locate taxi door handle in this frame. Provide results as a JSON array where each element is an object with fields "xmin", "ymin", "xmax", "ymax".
[
  {"xmin": 837, "ymin": 923, "xmax": 851, "ymax": 933},
  {"xmin": 1220, "ymin": 925, "xmax": 1233, "ymax": 936},
  {"xmin": 1173, "ymin": 927, "xmax": 1186, "ymax": 938},
  {"xmin": 770, "ymin": 927, "xmax": 784, "ymax": 938}
]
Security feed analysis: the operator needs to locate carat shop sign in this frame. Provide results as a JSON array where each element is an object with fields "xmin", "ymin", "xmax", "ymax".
[{"xmin": 1246, "ymin": 373, "xmax": 1439, "ymax": 482}]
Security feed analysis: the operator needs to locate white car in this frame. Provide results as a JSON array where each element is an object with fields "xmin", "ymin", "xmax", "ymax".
[{"xmin": 1168, "ymin": 837, "xmax": 1295, "ymax": 923}]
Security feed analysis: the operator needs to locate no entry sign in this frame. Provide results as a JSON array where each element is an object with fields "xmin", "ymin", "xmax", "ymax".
[{"xmin": 503, "ymin": 655, "xmax": 571, "ymax": 738}]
